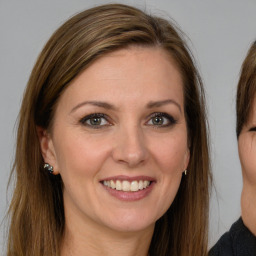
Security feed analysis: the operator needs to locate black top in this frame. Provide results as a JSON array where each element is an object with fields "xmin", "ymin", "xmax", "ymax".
[{"xmin": 209, "ymin": 218, "xmax": 256, "ymax": 256}]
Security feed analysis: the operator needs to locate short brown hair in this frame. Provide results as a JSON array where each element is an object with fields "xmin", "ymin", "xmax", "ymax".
[
  {"xmin": 236, "ymin": 41, "xmax": 256, "ymax": 137},
  {"xmin": 7, "ymin": 4, "xmax": 211, "ymax": 256}
]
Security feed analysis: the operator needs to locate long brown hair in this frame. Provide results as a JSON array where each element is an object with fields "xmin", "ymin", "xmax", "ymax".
[
  {"xmin": 7, "ymin": 4, "xmax": 211, "ymax": 256},
  {"xmin": 236, "ymin": 41, "xmax": 256, "ymax": 137}
]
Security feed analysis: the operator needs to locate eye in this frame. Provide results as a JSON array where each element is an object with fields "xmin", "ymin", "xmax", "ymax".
[
  {"xmin": 249, "ymin": 126, "xmax": 256, "ymax": 132},
  {"xmin": 80, "ymin": 113, "xmax": 110, "ymax": 128},
  {"xmin": 147, "ymin": 112, "xmax": 177, "ymax": 127}
]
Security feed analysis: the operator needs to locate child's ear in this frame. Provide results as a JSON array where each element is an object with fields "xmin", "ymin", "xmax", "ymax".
[{"xmin": 37, "ymin": 126, "xmax": 59, "ymax": 175}]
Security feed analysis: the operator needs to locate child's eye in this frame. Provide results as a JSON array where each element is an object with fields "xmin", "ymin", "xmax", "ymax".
[
  {"xmin": 80, "ymin": 113, "xmax": 110, "ymax": 128},
  {"xmin": 147, "ymin": 113, "xmax": 177, "ymax": 127},
  {"xmin": 249, "ymin": 126, "xmax": 256, "ymax": 132}
]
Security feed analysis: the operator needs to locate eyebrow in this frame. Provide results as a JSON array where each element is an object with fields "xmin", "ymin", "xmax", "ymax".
[
  {"xmin": 70, "ymin": 99, "xmax": 182, "ymax": 114},
  {"xmin": 70, "ymin": 101, "xmax": 117, "ymax": 113},
  {"xmin": 147, "ymin": 99, "xmax": 181, "ymax": 113}
]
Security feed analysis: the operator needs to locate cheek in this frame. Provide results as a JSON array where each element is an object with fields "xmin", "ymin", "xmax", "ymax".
[
  {"xmin": 53, "ymin": 131, "xmax": 111, "ymax": 178},
  {"xmin": 149, "ymin": 133, "xmax": 188, "ymax": 174},
  {"xmin": 149, "ymin": 135, "xmax": 186, "ymax": 217},
  {"xmin": 239, "ymin": 136, "xmax": 256, "ymax": 184}
]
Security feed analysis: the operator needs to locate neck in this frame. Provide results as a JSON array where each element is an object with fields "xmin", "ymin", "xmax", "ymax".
[
  {"xmin": 60, "ymin": 213, "xmax": 154, "ymax": 256},
  {"xmin": 241, "ymin": 183, "xmax": 256, "ymax": 236}
]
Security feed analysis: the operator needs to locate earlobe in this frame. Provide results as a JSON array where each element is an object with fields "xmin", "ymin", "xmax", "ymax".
[
  {"xmin": 182, "ymin": 149, "xmax": 190, "ymax": 176},
  {"xmin": 36, "ymin": 126, "xmax": 59, "ymax": 174},
  {"xmin": 184, "ymin": 148, "xmax": 190, "ymax": 170}
]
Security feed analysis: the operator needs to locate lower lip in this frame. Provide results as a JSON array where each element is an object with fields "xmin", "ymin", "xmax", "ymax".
[{"xmin": 101, "ymin": 182, "xmax": 155, "ymax": 201}]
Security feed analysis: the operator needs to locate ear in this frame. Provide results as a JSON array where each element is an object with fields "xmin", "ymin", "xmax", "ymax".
[{"xmin": 37, "ymin": 126, "xmax": 59, "ymax": 175}]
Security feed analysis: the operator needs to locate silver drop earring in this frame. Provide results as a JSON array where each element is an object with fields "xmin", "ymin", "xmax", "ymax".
[
  {"xmin": 44, "ymin": 163, "xmax": 54, "ymax": 174},
  {"xmin": 184, "ymin": 169, "xmax": 187, "ymax": 176}
]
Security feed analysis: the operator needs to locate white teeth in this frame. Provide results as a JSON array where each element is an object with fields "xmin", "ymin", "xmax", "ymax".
[
  {"xmin": 130, "ymin": 181, "xmax": 138, "ymax": 191},
  {"xmin": 102, "ymin": 179, "xmax": 151, "ymax": 192},
  {"xmin": 122, "ymin": 181, "xmax": 130, "ymax": 191},
  {"xmin": 144, "ymin": 180, "xmax": 150, "ymax": 187},
  {"xmin": 138, "ymin": 180, "xmax": 144, "ymax": 190},
  {"xmin": 116, "ymin": 180, "xmax": 122, "ymax": 190},
  {"xmin": 110, "ymin": 180, "xmax": 116, "ymax": 189}
]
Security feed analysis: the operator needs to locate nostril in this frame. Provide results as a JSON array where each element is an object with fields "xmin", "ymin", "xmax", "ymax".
[{"xmin": 112, "ymin": 147, "xmax": 147, "ymax": 167}]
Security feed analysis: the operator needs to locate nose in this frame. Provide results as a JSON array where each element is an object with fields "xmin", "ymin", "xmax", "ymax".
[{"xmin": 112, "ymin": 125, "xmax": 148, "ymax": 168}]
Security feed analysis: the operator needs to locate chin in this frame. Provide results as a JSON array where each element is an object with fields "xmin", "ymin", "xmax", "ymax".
[{"xmin": 100, "ymin": 209, "xmax": 159, "ymax": 233}]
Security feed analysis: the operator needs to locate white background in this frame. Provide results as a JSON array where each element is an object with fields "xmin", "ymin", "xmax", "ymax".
[{"xmin": 1, "ymin": 0, "xmax": 256, "ymax": 252}]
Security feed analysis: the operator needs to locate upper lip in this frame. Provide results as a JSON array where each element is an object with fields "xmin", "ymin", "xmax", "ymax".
[{"xmin": 100, "ymin": 175, "xmax": 156, "ymax": 182}]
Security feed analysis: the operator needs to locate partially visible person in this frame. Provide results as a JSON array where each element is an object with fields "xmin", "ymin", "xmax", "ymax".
[
  {"xmin": 6, "ymin": 4, "xmax": 211, "ymax": 256},
  {"xmin": 209, "ymin": 41, "xmax": 256, "ymax": 255}
]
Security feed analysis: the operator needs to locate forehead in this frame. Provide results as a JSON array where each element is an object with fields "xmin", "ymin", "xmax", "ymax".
[
  {"xmin": 58, "ymin": 46, "xmax": 184, "ymax": 105},
  {"xmin": 84, "ymin": 46, "xmax": 181, "ymax": 79}
]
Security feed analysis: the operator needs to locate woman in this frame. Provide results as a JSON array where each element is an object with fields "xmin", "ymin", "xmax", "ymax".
[
  {"xmin": 209, "ymin": 42, "xmax": 256, "ymax": 255},
  {"xmin": 7, "ymin": 4, "xmax": 211, "ymax": 256}
]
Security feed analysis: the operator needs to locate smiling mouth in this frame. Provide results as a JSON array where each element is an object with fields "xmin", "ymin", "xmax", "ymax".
[{"xmin": 102, "ymin": 180, "xmax": 151, "ymax": 192}]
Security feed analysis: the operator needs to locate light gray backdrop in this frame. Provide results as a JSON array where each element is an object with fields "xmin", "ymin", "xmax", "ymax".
[{"xmin": 1, "ymin": 0, "xmax": 255, "ymax": 252}]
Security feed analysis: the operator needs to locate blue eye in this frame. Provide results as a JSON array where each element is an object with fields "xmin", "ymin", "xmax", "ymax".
[
  {"xmin": 80, "ymin": 113, "xmax": 110, "ymax": 128},
  {"xmin": 147, "ymin": 113, "xmax": 176, "ymax": 127}
]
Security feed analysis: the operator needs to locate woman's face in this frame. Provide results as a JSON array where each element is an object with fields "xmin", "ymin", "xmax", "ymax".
[
  {"xmin": 41, "ymin": 47, "xmax": 190, "ymax": 233},
  {"xmin": 239, "ymin": 97, "xmax": 256, "ymax": 188}
]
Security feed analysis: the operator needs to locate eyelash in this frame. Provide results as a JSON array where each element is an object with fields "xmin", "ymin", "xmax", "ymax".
[
  {"xmin": 79, "ymin": 113, "xmax": 111, "ymax": 129},
  {"xmin": 147, "ymin": 112, "xmax": 177, "ymax": 127},
  {"xmin": 249, "ymin": 127, "xmax": 256, "ymax": 132},
  {"xmin": 79, "ymin": 112, "xmax": 177, "ymax": 129}
]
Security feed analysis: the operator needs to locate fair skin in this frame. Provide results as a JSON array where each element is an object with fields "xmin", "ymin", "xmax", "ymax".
[
  {"xmin": 239, "ymin": 97, "xmax": 256, "ymax": 236},
  {"xmin": 39, "ymin": 46, "xmax": 190, "ymax": 256}
]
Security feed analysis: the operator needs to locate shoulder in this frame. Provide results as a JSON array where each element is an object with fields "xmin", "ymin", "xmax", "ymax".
[
  {"xmin": 209, "ymin": 217, "xmax": 256, "ymax": 256},
  {"xmin": 209, "ymin": 229, "xmax": 233, "ymax": 256}
]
